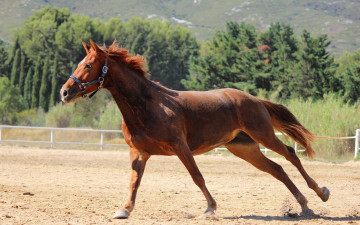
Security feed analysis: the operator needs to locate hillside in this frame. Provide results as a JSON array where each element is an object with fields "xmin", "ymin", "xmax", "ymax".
[{"xmin": 0, "ymin": 0, "xmax": 359, "ymax": 56}]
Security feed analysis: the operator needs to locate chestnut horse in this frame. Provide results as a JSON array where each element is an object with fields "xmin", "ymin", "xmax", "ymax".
[{"xmin": 60, "ymin": 40, "xmax": 329, "ymax": 219}]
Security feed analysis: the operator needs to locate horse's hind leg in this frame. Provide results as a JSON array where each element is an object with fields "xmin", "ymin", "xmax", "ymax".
[
  {"xmin": 284, "ymin": 145, "xmax": 329, "ymax": 202},
  {"xmin": 225, "ymin": 142, "xmax": 310, "ymax": 213},
  {"xmin": 253, "ymin": 133, "xmax": 329, "ymax": 203}
]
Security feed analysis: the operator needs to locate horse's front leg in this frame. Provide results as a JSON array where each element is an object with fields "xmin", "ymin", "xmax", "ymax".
[
  {"xmin": 113, "ymin": 148, "xmax": 150, "ymax": 219},
  {"xmin": 174, "ymin": 142, "xmax": 217, "ymax": 215}
]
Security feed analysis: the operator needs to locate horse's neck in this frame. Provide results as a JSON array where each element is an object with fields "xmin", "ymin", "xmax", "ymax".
[{"xmin": 107, "ymin": 66, "xmax": 159, "ymax": 131}]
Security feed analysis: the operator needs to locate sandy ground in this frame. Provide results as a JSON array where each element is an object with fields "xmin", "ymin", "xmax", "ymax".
[{"xmin": 0, "ymin": 145, "xmax": 359, "ymax": 225}]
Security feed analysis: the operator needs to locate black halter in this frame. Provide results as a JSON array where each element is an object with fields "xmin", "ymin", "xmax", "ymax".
[{"xmin": 69, "ymin": 60, "xmax": 108, "ymax": 98}]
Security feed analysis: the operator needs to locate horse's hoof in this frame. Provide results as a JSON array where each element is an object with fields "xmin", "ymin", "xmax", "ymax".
[
  {"xmin": 204, "ymin": 210, "xmax": 215, "ymax": 215},
  {"xmin": 113, "ymin": 210, "xmax": 129, "ymax": 219},
  {"xmin": 204, "ymin": 206, "xmax": 215, "ymax": 215},
  {"xmin": 301, "ymin": 207, "xmax": 320, "ymax": 218},
  {"xmin": 197, "ymin": 209, "xmax": 217, "ymax": 220},
  {"xmin": 319, "ymin": 187, "xmax": 330, "ymax": 202}
]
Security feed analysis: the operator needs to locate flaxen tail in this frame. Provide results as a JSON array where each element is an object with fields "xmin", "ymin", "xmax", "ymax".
[{"xmin": 260, "ymin": 99, "xmax": 315, "ymax": 159}]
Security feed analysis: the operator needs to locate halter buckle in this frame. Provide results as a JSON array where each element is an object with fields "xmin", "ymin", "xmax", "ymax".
[{"xmin": 102, "ymin": 66, "xmax": 108, "ymax": 74}]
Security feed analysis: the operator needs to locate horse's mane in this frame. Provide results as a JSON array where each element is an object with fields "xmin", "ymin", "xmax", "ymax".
[{"xmin": 103, "ymin": 42, "xmax": 149, "ymax": 77}]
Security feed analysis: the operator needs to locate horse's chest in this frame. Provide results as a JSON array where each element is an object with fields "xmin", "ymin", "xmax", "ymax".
[{"xmin": 123, "ymin": 127, "xmax": 179, "ymax": 155}]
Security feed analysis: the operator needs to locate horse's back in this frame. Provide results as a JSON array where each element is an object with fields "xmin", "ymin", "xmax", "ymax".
[
  {"xmin": 176, "ymin": 88, "xmax": 260, "ymax": 152},
  {"xmin": 177, "ymin": 88, "xmax": 262, "ymax": 119}
]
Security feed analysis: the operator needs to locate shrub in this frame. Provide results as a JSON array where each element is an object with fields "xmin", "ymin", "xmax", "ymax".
[
  {"xmin": 45, "ymin": 103, "xmax": 74, "ymax": 127},
  {"xmin": 93, "ymin": 101, "xmax": 122, "ymax": 130},
  {"xmin": 0, "ymin": 77, "xmax": 27, "ymax": 124},
  {"xmin": 15, "ymin": 108, "xmax": 45, "ymax": 126}
]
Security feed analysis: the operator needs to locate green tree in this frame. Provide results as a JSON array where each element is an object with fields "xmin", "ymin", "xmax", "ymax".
[
  {"xmin": 297, "ymin": 30, "xmax": 338, "ymax": 99},
  {"xmin": 0, "ymin": 77, "xmax": 26, "ymax": 124},
  {"xmin": 24, "ymin": 67, "xmax": 33, "ymax": 108},
  {"xmin": 335, "ymin": 49, "xmax": 360, "ymax": 76},
  {"xmin": 14, "ymin": 6, "xmax": 71, "ymax": 87},
  {"xmin": 31, "ymin": 56, "xmax": 42, "ymax": 108},
  {"xmin": 39, "ymin": 57, "xmax": 50, "ymax": 111},
  {"xmin": 0, "ymin": 39, "xmax": 10, "ymax": 77},
  {"xmin": 335, "ymin": 49, "xmax": 360, "ymax": 103},
  {"xmin": 18, "ymin": 52, "xmax": 27, "ymax": 95},
  {"xmin": 144, "ymin": 20, "xmax": 199, "ymax": 90},
  {"xmin": 5, "ymin": 35, "xmax": 20, "ymax": 76},
  {"xmin": 55, "ymin": 14, "xmax": 104, "ymax": 79},
  {"xmin": 50, "ymin": 51, "xmax": 59, "ymax": 107},
  {"xmin": 103, "ymin": 18, "xmax": 126, "ymax": 46},
  {"xmin": 16, "ymin": 6, "xmax": 70, "ymax": 61},
  {"xmin": 104, "ymin": 18, "xmax": 199, "ymax": 90},
  {"xmin": 260, "ymin": 23, "xmax": 300, "ymax": 98},
  {"xmin": 103, "ymin": 17, "xmax": 150, "ymax": 56},
  {"xmin": 10, "ymin": 48, "xmax": 21, "ymax": 86},
  {"xmin": 339, "ymin": 64, "xmax": 360, "ymax": 103},
  {"xmin": 182, "ymin": 22, "xmax": 264, "ymax": 94}
]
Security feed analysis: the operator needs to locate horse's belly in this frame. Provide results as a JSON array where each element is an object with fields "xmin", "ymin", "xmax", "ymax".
[{"xmin": 189, "ymin": 129, "xmax": 240, "ymax": 154}]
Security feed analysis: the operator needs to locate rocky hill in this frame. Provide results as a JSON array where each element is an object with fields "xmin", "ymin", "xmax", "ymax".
[{"xmin": 1, "ymin": 0, "xmax": 359, "ymax": 56}]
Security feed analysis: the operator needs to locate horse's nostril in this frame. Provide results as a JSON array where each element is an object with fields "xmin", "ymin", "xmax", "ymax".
[{"xmin": 63, "ymin": 89, "xmax": 68, "ymax": 97}]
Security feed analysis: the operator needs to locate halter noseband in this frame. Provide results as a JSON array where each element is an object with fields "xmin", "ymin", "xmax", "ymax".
[{"xmin": 69, "ymin": 60, "xmax": 108, "ymax": 98}]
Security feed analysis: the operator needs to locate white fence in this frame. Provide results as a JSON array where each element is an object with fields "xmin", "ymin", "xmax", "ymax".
[
  {"xmin": 0, "ymin": 125, "xmax": 359, "ymax": 158},
  {"xmin": 0, "ymin": 125, "xmax": 127, "ymax": 150}
]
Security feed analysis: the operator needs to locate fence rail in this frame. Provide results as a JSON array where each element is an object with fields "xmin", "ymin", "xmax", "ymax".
[
  {"xmin": 0, "ymin": 125, "xmax": 127, "ymax": 150},
  {"xmin": 0, "ymin": 125, "xmax": 359, "ymax": 158}
]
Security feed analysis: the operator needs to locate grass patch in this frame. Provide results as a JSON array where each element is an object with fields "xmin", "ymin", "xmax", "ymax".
[{"xmin": 282, "ymin": 94, "xmax": 359, "ymax": 161}]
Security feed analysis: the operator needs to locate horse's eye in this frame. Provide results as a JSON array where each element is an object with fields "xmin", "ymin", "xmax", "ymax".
[{"xmin": 85, "ymin": 64, "xmax": 92, "ymax": 69}]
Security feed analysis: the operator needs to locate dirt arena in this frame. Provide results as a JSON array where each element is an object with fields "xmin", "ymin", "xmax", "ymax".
[{"xmin": 1, "ymin": 145, "xmax": 359, "ymax": 224}]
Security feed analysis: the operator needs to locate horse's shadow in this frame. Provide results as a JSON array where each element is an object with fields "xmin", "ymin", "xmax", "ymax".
[{"xmin": 223, "ymin": 215, "xmax": 360, "ymax": 222}]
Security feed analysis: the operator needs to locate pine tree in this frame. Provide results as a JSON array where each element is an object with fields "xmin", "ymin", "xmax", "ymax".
[
  {"xmin": 39, "ymin": 57, "xmax": 50, "ymax": 111},
  {"xmin": 182, "ymin": 22, "xmax": 264, "ymax": 94},
  {"xmin": 5, "ymin": 36, "xmax": 20, "ymax": 77},
  {"xmin": 298, "ymin": 30, "xmax": 338, "ymax": 99},
  {"xmin": 18, "ymin": 53, "xmax": 26, "ymax": 95},
  {"xmin": 340, "ymin": 64, "xmax": 360, "ymax": 103},
  {"xmin": 50, "ymin": 52, "xmax": 59, "ymax": 107},
  {"xmin": 0, "ymin": 41, "xmax": 9, "ymax": 78},
  {"xmin": 260, "ymin": 22, "xmax": 300, "ymax": 98},
  {"xmin": 10, "ymin": 49, "xmax": 21, "ymax": 86},
  {"xmin": 31, "ymin": 56, "xmax": 42, "ymax": 108},
  {"xmin": 24, "ymin": 67, "xmax": 33, "ymax": 108}
]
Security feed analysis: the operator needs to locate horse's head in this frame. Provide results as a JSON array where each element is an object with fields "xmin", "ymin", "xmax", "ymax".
[{"xmin": 60, "ymin": 40, "xmax": 111, "ymax": 103}]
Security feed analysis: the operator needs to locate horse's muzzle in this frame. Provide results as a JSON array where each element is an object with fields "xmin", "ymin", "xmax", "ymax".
[{"xmin": 60, "ymin": 86, "xmax": 80, "ymax": 103}]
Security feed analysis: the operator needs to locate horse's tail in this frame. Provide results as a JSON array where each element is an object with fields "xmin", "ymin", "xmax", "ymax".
[{"xmin": 259, "ymin": 99, "xmax": 315, "ymax": 159}]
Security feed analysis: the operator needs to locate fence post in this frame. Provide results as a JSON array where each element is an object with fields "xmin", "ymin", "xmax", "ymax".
[
  {"xmin": 264, "ymin": 148, "xmax": 269, "ymax": 155},
  {"xmin": 294, "ymin": 142, "xmax": 298, "ymax": 152},
  {"xmin": 50, "ymin": 129, "xmax": 54, "ymax": 148},
  {"xmin": 355, "ymin": 129, "xmax": 359, "ymax": 159},
  {"xmin": 100, "ymin": 132, "xmax": 104, "ymax": 150}
]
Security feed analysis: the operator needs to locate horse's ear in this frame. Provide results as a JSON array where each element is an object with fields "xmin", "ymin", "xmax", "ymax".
[
  {"xmin": 90, "ymin": 39, "xmax": 102, "ymax": 53},
  {"xmin": 82, "ymin": 40, "xmax": 90, "ymax": 54},
  {"xmin": 111, "ymin": 39, "xmax": 117, "ymax": 48}
]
